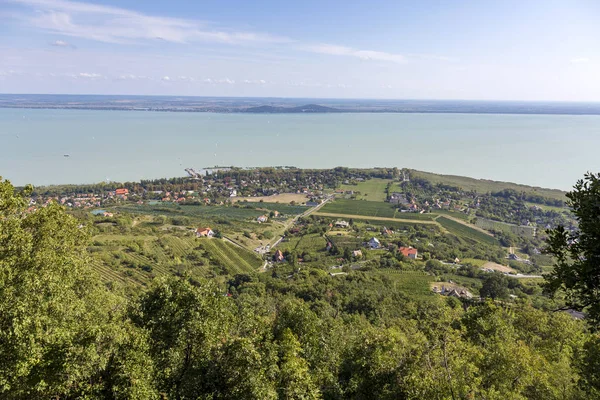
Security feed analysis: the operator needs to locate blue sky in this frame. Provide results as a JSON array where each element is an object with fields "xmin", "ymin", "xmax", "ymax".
[{"xmin": 1, "ymin": 0, "xmax": 599, "ymax": 100}]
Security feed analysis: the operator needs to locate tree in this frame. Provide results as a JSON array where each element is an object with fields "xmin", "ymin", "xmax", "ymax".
[
  {"xmin": 480, "ymin": 272, "xmax": 509, "ymax": 300},
  {"xmin": 545, "ymin": 172, "xmax": 600, "ymax": 326},
  {"xmin": 277, "ymin": 329, "xmax": 321, "ymax": 400},
  {"xmin": 0, "ymin": 178, "xmax": 154, "ymax": 398}
]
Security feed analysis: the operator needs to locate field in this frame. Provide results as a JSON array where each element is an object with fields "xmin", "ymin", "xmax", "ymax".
[
  {"xmin": 320, "ymin": 199, "xmax": 435, "ymax": 221},
  {"xmin": 328, "ymin": 234, "xmax": 363, "ymax": 251},
  {"xmin": 89, "ymin": 232, "xmax": 261, "ymax": 286},
  {"xmin": 481, "ymin": 262, "xmax": 515, "ymax": 273},
  {"xmin": 233, "ymin": 193, "xmax": 309, "ymax": 204},
  {"xmin": 375, "ymin": 269, "xmax": 435, "ymax": 300},
  {"xmin": 278, "ymin": 234, "xmax": 327, "ymax": 253},
  {"xmin": 411, "ymin": 170, "xmax": 566, "ymax": 202},
  {"xmin": 339, "ymin": 178, "xmax": 391, "ymax": 201},
  {"xmin": 475, "ymin": 218, "xmax": 536, "ymax": 238},
  {"xmin": 436, "ymin": 216, "xmax": 499, "ymax": 246},
  {"xmin": 237, "ymin": 201, "xmax": 308, "ymax": 215},
  {"xmin": 117, "ymin": 203, "xmax": 265, "ymax": 220}
]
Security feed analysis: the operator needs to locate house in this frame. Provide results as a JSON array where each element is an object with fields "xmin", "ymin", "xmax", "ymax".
[
  {"xmin": 352, "ymin": 250, "xmax": 362, "ymax": 257},
  {"xmin": 389, "ymin": 192, "xmax": 408, "ymax": 205},
  {"xmin": 369, "ymin": 237, "xmax": 380, "ymax": 249},
  {"xmin": 196, "ymin": 227, "xmax": 214, "ymax": 237},
  {"xmin": 257, "ymin": 215, "xmax": 268, "ymax": 223},
  {"xmin": 115, "ymin": 188, "xmax": 129, "ymax": 196},
  {"xmin": 399, "ymin": 246, "xmax": 418, "ymax": 259},
  {"xmin": 102, "ymin": 211, "xmax": 114, "ymax": 217},
  {"xmin": 273, "ymin": 250, "xmax": 285, "ymax": 262},
  {"xmin": 273, "ymin": 210, "xmax": 280, "ymax": 217},
  {"xmin": 382, "ymin": 227, "xmax": 393, "ymax": 236},
  {"xmin": 335, "ymin": 220, "xmax": 349, "ymax": 228}
]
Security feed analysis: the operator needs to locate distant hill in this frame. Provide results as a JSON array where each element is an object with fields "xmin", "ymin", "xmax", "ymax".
[
  {"xmin": 411, "ymin": 170, "xmax": 567, "ymax": 202},
  {"xmin": 242, "ymin": 104, "xmax": 341, "ymax": 113}
]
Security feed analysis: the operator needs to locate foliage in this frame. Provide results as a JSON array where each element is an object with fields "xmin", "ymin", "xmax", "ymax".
[{"xmin": 545, "ymin": 172, "xmax": 600, "ymax": 327}]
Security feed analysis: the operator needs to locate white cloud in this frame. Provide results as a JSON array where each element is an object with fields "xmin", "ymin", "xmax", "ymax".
[
  {"xmin": 9, "ymin": 0, "xmax": 291, "ymax": 45},
  {"xmin": 76, "ymin": 72, "xmax": 102, "ymax": 79},
  {"xmin": 161, "ymin": 76, "xmax": 171, "ymax": 81},
  {"xmin": 304, "ymin": 43, "xmax": 407, "ymax": 64},
  {"xmin": 51, "ymin": 39, "xmax": 70, "ymax": 47},
  {"xmin": 242, "ymin": 79, "xmax": 267, "ymax": 84},
  {"xmin": 570, "ymin": 57, "xmax": 590, "ymax": 64}
]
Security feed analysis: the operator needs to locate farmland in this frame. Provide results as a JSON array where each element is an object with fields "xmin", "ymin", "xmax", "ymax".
[
  {"xmin": 375, "ymin": 269, "xmax": 435, "ymax": 300},
  {"xmin": 88, "ymin": 231, "xmax": 261, "ymax": 286},
  {"xmin": 475, "ymin": 217, "xmax": 536, "ymax": 238},
  {"xmin": 436, "ymin": 216, "xmax": 499, "ymax": 246},
  {"xmin": 339, "ymin": 178, "xmax": 391, "ymax": 201},
  {"xmin": 117, "ymin": 203, "xmax": 265, "ymax": 220},
  {"xmin": 320, "ymin": 199, "xmax": 435, "ymax": 221}
]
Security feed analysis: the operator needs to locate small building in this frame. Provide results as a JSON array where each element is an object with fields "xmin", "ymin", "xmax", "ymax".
[
  {"xmin": 369, "ymin": 237, "xmax": 380, "ymax": 249},
  {"xmin": 389, "ymin": 192, "xmax": 408, "ymax": 205},
  {"xmin": 352, "ymin": 249, "xmax": 362, "ymax": 257},
  {"xmin": 257, "ymin": 215, "xmax": 268, "ymax": 223},
  {"xmin": 399, "ymin": 246, "xmax": 418, "ymax": 259},
  {"xmin": 115, "ymin": 188, "xmax": 129, "ymax": 196},
  {"xmin": 196, "ymin": 227, "xmax": 214, "ymax": 237},
  {"xmin": 102, "ymin": 211, "xmax": 114, "ymax": 217},
  {"xmin": 273, "ymin": 210, "xmax": 280, "ymax": 217},
  {"xmin": 335, "ymin": 220, "xmax": 349, "ymax": 228},
  {"xmin": 273, "ymin": 250, "xmax": 285, "ymax": 262}
]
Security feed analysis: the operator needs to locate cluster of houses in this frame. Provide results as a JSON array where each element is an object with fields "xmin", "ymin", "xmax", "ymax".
[{"xmin": 432, "ymin": 285, "xmax": 474, "ymax": 299}]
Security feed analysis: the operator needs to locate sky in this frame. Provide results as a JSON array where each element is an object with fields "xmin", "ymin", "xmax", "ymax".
[{"xmin": 1, "ymin": 0, "xmax": 600, "ymax": 100}]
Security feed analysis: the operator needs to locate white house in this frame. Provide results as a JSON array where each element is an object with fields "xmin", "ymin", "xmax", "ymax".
[{"xmin": 369, "ymin": 237, "xmax": 380, "ymax": 249}]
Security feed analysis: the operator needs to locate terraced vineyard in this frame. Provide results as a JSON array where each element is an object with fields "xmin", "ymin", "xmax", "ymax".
[
  {"xmin": 89, "ymin": 232, "xmax": 261, "ymax": 286},
  {"xmin": 436, "ymin": 216, "xmax": 499, "ymax": 246},
  {"xmin": 375, "ymin": 269, "xmax": 434, "ymax": 300},
  {"xmin": 198, "ymin": 239, "xmax": 262, "ymax": 275}
]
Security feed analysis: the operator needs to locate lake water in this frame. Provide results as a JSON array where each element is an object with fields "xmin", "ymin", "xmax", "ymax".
[{"xmin": 1, "ymin": 108, "xmax": 599, "ymax": 190}]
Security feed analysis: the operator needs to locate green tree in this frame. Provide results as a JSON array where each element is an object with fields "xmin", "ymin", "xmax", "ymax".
[
  {"xmin": 0, "ymin": 178, "xmax": 155, "ymax": 399},
  {"xmin": 277, "ymin": 329, "xmax": 321, "ymax": 399},
  {"xmin": 545, "ymin": 172, "xmax": 600, "ymax": 326},
  {"xmin": 480, "ymin": 272, "xmax": 510, "ymax": 300}
]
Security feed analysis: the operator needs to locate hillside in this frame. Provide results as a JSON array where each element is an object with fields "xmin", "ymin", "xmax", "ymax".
[{"xmin": 411, "ymin": 169, "xmax": 567, "ymax": 201}]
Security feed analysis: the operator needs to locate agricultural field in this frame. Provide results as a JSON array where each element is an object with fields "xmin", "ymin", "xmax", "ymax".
[
  {"xmin": 116, "ymin": 203, "xmax": 266, "ymax": 221},
  {"xmin": 327, "ymin": 234, "xmax": 363, "ymax": 251},
  {"xmin": 411, "ymin": 170, "xmax": 566, "ymax": 202},
  {"xmin": 375, "ymin": 269, "xmax": 435, "ymax": 300},
  {"xmin": 321, "ymin": 199, "xmax": 436, "ymax": 221},
  {"xmin": 339, "ymin": 178, "xmax": 391, "ymax": 201},
  {"xmin": 475, "ymin": 218, "xmax": 536, "ymax": 238},
  {"xmin": 233, "ymin": 193, "xmax": 309, "ymax": 204},
  {"xmin": 322, "ymin": 199, "xmax": 396, "ymax": 218},
  {"xmin": 88, "ymin": 230, "xmax": 261, "ymax": 286},
  {"xmin": 436, "ymin": 216, "xmax": 499, "ymax": 246},
  {"xmin": 238, "ymin": 201, "xmax": 308, "ymax": 215}
]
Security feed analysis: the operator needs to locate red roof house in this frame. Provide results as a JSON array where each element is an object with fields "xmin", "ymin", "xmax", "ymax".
[{"xmin": 399, "ymin": 246, "xmax": 418, "ymax": 259}]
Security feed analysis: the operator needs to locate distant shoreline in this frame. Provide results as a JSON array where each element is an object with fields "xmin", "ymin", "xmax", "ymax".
[{"xmin": 2, "ymin": 94, "xmax": 600, "ymax": 116}]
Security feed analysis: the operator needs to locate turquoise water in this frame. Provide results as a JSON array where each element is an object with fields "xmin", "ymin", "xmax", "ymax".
[{"xmin": 1, "ymin": 108, "xmax": 599, "ymax": 190}]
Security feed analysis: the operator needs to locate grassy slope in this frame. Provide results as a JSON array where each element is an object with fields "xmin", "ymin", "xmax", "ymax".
[
  {"xmin": 411, "ymin": 170, "xmax": 566, "ymax": 201},
  {"xmin": 436, "ymin": 216, "xmax": 499, "ymax": 246},
  {"xmin": 339, "ymin": 178, "xmax": 391, "ymax": 201}
]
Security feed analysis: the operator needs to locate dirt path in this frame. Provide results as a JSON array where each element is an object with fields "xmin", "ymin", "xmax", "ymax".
[{"xmin": 313, "ymin": 212, "xmax": 438, "ymax": 224}]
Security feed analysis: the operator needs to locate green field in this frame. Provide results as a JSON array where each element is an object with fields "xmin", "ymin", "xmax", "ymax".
[
  {"xmin": 436, "ymin": 216, "xmax": 499, "ymax": 246},
  {"xmin": 89, "ymin": 233, "xmax": 261, "ymax": 286},
  {"xmin": 238, "ymin": 202, "xmax": 308, "ymax": 215},
  {"xmin": 116, "ymin": 203, "xmax": 266, "ymax": 220},
  {"xmin": 475, "ymin": 218, "xmax": 536, "ymax": 238},
  {"xmin": 321, "ymin": 199, "xmax": 435, "ymax": 221},
  {"xmin": 375, "ymin": 269, "xmax": 435, "ymax": 300},
  {"xmin": 198, "ymin": 239, "xmax": 263, "ymax": 275},
  {"xmin": 339, "ymin": 178, "xmax": 391, "ymax": 201},
  {"xmin": 411, "ymin": 170, "xmax": 566, "ymax": 202}
]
